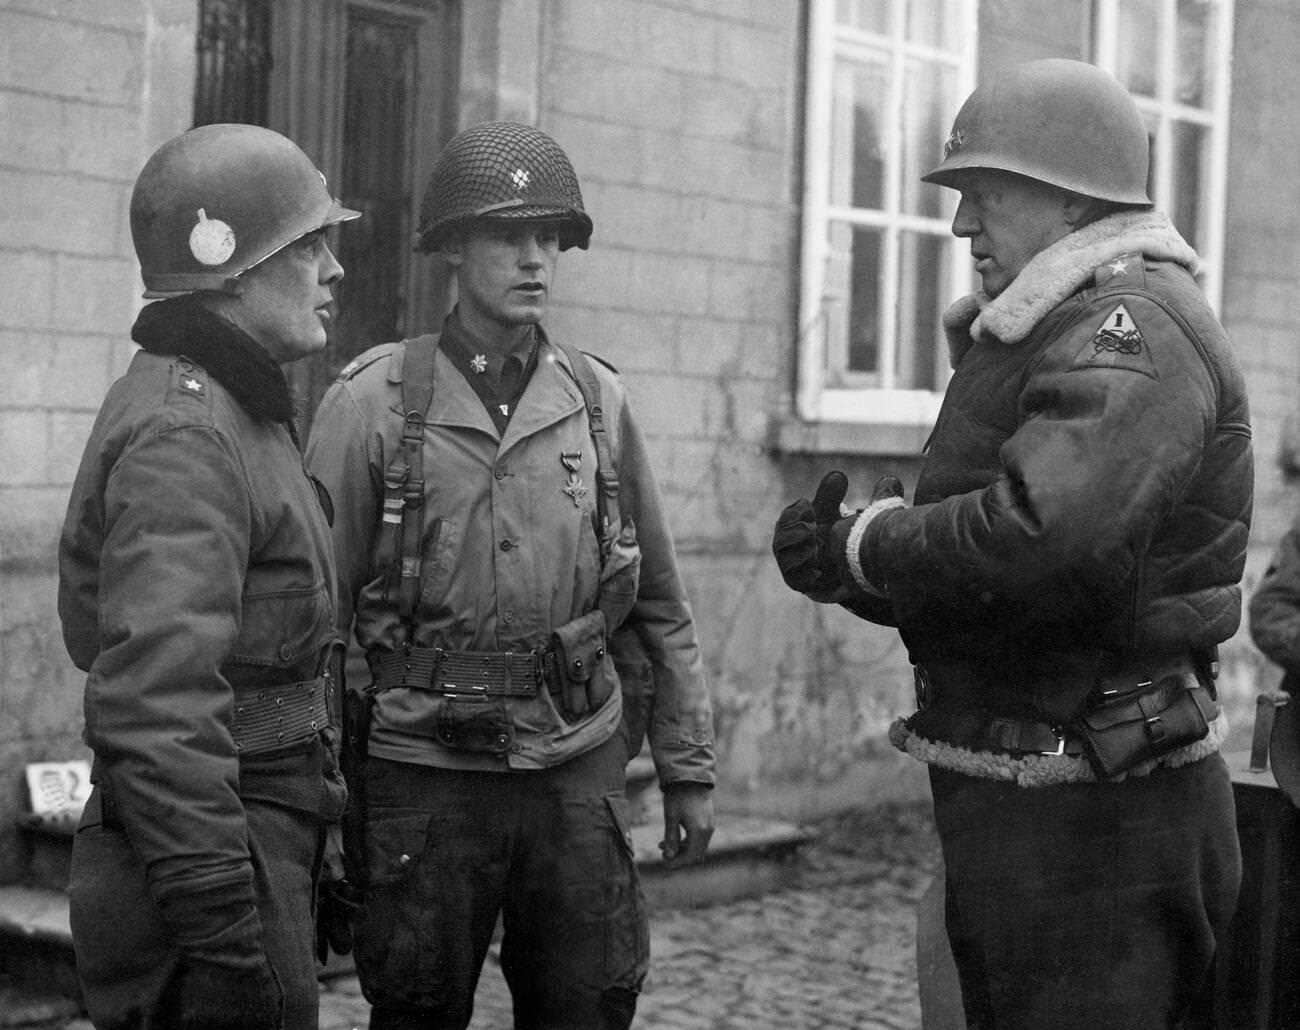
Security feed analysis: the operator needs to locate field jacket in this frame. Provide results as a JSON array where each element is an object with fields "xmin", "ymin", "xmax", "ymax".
[
  {"xmin": 306, "ymin": 320, "xmax": 714, "ymax": 786},
  {"xmin": 58, "ymin": 299, "xmax": 345, "ymax": 954}
]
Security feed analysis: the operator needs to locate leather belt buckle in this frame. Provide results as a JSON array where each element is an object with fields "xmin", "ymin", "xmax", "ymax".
[
  {"xmin": 1041, "ymin": 727, "xmax": 1067, "ymax": 757},
  {"xmin": 913, "ymin": 665, "xmax": 933, "ymax": 710}
]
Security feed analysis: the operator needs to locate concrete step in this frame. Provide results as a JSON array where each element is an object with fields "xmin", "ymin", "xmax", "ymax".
[
  {"xmin": 632, "ymin": 815, "xmax": 813, "ymax": 909},
  {"xmin": 0, "ymin": 815, "xmax": 812, "ymax": 1009}
]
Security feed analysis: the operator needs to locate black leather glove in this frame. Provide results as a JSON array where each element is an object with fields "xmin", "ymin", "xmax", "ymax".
[
  {"xmin": 159, "ymin": 955, "xmax": 283, "ymax": 1030},
  {"xmin": 316, "ymin": 877, "xmax": 361, "ymax": 963},
  {"xmin": 826, "ymin": 475, "xmax": 905, "ymax": 594},
  {"xmin": 772, "ymin": 471, "xmax": 851, "ymax": 601}
]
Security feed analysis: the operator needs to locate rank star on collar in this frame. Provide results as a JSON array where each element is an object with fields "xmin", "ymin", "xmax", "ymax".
[
  {"xmin": 181, "ymin": 375, "xmax": 204, "ymax": 394},
  {"xmin": 1107, "ymin": 258, "xmax": 1130, "ymax": 276},
  {"xmin": 470, "ymin": 354, "xmax": 487, "ymax": 374}
]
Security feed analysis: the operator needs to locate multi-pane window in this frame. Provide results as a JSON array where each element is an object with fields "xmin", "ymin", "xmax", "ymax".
[
  {"xmin": 1091, "ymin": 0, "xmax": 1234, "ymax": 310},
  {"xmin": 797, "ymin": 0, "xmax": 976, "ymax": 425}
]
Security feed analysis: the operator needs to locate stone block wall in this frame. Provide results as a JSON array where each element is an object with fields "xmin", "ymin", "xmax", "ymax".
[
  {"xmin": 3, "ymin": 0, "xmax": 1300, "ymax": 859},
  {"xmin": 537, "ymin": 1, "xmax": 929, "ymax": 816},
  {"xmin": 0, "ymin": 0, "xmax": 196, "ymax": 881}
]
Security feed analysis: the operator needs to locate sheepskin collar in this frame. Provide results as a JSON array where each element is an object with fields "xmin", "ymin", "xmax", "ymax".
[{"xmin": 943, "ymin": 210, "xmax": 1199, "ymax": 361}]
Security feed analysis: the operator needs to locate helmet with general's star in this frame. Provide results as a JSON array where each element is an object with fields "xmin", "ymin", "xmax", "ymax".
[
  {"xmin": 130, "ymin": 123, "xmax": 360, "ymax": 299},
  {"xmin": 415, "ymin": 121, "xmax": 593, "ymax": 253},
  {"xmin": 922, "ymin": 59, "xmax": 1153, "ymax": 206}
]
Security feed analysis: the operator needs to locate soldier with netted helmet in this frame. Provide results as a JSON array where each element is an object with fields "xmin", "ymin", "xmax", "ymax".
[
  {"xmin": 305, "ymin": 120, "xmax": 715, "ymax": 1029},
  {"xmin": 58, "ymin": 123, "xmax": 358, "ymax": 1030},
  {"xmin": 773, "ymin": 58, "xmax": 1248, "ymax": 1028}
]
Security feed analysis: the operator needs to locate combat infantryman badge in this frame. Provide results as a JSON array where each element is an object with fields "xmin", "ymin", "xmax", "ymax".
[{"xmin": 560, "ymin": 451, "xmax": 588, "ymax": 507}]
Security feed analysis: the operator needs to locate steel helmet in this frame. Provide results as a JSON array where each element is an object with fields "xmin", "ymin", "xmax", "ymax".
[
  {"xmin": 415, "ymin": 121, "xmax": 593, "ymax": 253},
  {"xmin": 130, "ymin": 123, "xmax": 360, "ymax": 298},
  {"xmin": 922, "ymin": 59, "xmax": 1152, "ymax": 206}
]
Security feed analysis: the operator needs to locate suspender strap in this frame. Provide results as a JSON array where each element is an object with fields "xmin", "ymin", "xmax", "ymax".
[
  {"xmin": 556, "ymin": 342, "xmax": 621, "ymax": 551},
  {"xmin": 379, "ymin": 335, "xmax": 439, "ymax": 627}
]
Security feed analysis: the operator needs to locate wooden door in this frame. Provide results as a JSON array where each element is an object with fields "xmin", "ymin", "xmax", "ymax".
[{"xmin": 269, "ymin": 0, "xmax": 459, "ymax": 432}]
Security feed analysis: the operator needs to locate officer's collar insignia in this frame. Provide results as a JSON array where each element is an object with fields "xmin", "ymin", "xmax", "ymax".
[
  {"xmin": 471, "ymin": 354, "xmax": 488, "ymax": 374},
  {"xmin": 511, "ymin": 168, "xmax": 531, "ymax": 192},
  {"xmin": 1107, "ymin": 258, "xmax": 1129, "ymax": 276},
  {"xmin": 189, "ymin": 208, "xmax": 236, "ymax": 267},
  {"xmin": 1072, "ymin": 302, "xmax": 1157, "ymax": 379},
  {"xmin": 180, "ymin": 374, "xmax": 204, "ymax": 395},
  {"xmin": 943, "ymin": 129, "xmax": 965, "ymax": 158},
  {"xmin": 560, "ymin": 450, "xmax": 588, "ymax": 507}
]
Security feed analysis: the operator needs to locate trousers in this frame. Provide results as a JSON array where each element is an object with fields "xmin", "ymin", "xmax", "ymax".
[
  {"xmin": 930, "ymin": 753, "xmax": 1241, "ymax": 1030},
  {"xmin": 69, "ymin": 790, "xmax": 326, "ymax": 1030},
  {"xmin": 353, "ymin": 731, "xmax": 649, "ymax": 1030}
]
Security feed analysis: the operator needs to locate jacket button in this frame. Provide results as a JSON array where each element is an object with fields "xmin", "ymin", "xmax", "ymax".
[
  {"xmin": 494, "ymin": 466, "xmax": 507, "ymax": 480},
  {"xmin": 499, "ymin": 540, "xmax": 513, "ymax": 551},
  {"xmin": 278, "ymin": 644, "xmax": 292, "ymax": 660}
]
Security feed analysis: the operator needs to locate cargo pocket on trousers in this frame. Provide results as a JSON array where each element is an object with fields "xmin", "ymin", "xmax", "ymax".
[
  {"xmin": 354, "ymin": 811, "xmax": 441, "ymax": 1002},
  {"xmin": 603, "ymin": 793, "xmax": 650, "ymax": 990},
  {"xmin": 365, "ymin": 812, "xmax": 431, "ymax": 888}
]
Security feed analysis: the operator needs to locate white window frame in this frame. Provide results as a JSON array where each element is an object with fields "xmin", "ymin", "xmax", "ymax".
[
  {"xmin": 796, "ymin": 0, "xmax": 977, "ymax": 428},
  {"xmin": 1092, "ymin": 0, "xmax": 1234, "ymax": 311}
]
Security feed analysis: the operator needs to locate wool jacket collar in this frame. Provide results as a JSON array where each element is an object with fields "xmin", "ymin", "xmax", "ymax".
[
  {"xmin": 131, "ymin": 297, "xmax": 297, "ymax": 424},
  {"xmin": 943, "ymin": 209, "xmax": 1200, "ymax": 362}
]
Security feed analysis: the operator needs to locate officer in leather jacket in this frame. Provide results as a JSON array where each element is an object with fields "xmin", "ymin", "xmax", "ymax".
[{"xmin": 774, "ymin": 60, "xmax": 1249, "ymax": 1030}]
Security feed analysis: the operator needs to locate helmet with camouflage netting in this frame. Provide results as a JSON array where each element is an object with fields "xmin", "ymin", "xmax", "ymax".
[{"xmin": 415, "ymin": 121, "xmax": 593, "ymax": 253}]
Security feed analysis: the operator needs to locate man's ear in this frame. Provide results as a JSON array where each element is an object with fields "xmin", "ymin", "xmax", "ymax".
[{"xmin": 1063, "ymin": 192, "xmax": 1105, "ymax": 230}]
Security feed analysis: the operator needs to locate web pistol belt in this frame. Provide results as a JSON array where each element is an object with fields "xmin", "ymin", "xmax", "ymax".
[
  {"xmin": 371, "ymin": 645, "xmax": 551, "ymax": 698},
  {"xmin": 231, "ymin": 675, "xmax": 334, "ymax": 756}
]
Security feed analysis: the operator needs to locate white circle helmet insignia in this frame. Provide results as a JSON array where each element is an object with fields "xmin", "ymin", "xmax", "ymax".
[{"xmin": 189, "ymin": 208, "xmax": 237, "ymax": 266}]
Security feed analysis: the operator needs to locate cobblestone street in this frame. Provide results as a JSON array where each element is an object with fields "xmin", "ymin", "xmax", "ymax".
[{"xmin": 319, "ymin": 803, "xmax": 942, "ymax": 1030}]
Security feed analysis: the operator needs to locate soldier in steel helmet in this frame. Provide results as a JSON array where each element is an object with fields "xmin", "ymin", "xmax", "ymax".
[
  {"xmin": 773, "ymin": 59, "xmax": 1249, "ymax": 1028},
  {"xmin": 57, "ymin": 123, "xmax": 358, "ymax": 1030},
  {"xmin": 305, "ymin": 120, "xmax": 715, "ymax": 1029}
]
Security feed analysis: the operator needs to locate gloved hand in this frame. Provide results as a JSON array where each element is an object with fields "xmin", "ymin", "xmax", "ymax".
[
  {"xmin": 159, "ymin": 955, "xmax": 283, "ymax": 1030},
  {"xmin": 826, "ymin": 475, "xmax": 906, "ymax": 595},
  {"xmin": 772, "ymin": 471, "xmax": 852, "ymax": 601},
  {"xmin": 315, "ymin": 826, "xmax": 360, "ymax": 963},
  {"xmin": 316, "ymin": 876, "xmax": 362, "ymax": 963}
]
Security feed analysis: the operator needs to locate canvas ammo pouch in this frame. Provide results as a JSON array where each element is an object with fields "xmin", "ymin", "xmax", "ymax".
[
  {"xmin": 548, "ymin": 609, "xmax": 613, "ymax": 721},
  {"xmin": 1070, "ymin": 659, "xmax": 1219, "ymax": 780}
]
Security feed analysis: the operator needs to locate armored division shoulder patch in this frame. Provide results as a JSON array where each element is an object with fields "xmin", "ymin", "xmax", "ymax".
[{"xmin": 1071, "ymin": 302, "xmax": 1158, "ymax": 379}]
